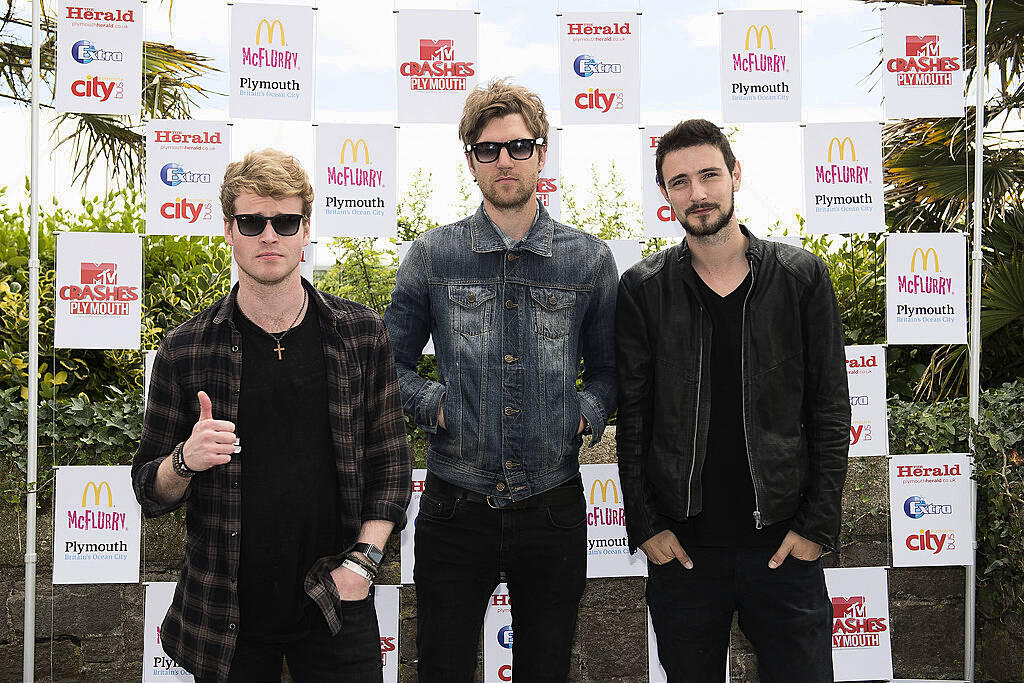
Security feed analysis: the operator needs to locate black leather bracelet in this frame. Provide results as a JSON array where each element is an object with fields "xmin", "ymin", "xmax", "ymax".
[
  {"xmin": 344, "ymin": 552, "xmax": 379, "ymax": 578},
  {"xmin": 171, "ymin": 441, "xmax": 195, "ymax": 479}
]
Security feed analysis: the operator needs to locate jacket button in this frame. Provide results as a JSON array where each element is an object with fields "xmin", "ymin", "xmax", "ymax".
[
  {"xmin": 495, "ymin": 482, "xmax": 506, "ymax": 492},
  {"xmin": 505, "ymin": 300, "xmax": 518, "ymax": 309},
  {"xmin": 231, "ymin": 345, "xmax": 239, "ymax": 352},
  {"xmin": 228, "ymin": 623, "xmax": 236, "ymax": 631},
  {"xmin": 507, "ymin": 253, "xmax": 518, "ymax": 262},
  {"xmin": 549, "ymin": 294, "xmax": 558, "ymax": 305},
  {"xmin": 467, "ymin": 293, "xmax": 476, "ymax": 303},
  {"xmin": 504, "ymin": 407, "xmax": 520, "ymax": 416},
  {"xmin": 503, "ymin": 354, "xmax": 515, "ymax": 363},
  {"xmin": 505, "ymin": 460, "xmax": 516, "ymax": 469}
]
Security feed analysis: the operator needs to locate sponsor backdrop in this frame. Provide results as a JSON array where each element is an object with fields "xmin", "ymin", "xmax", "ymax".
[
  {"xmin": 56, "ymin": 0, "xmax": 142, "ymax": 115},
  {"xmin": 229, "ymin": 2, "xmax": 314, "ymax": 121},
  {"xmin": 145, "ymin": 120, "xmax": 230, "ymax": 236},
  {"xmin": 606, "ymin": 239, "xmax": 642, "ymax": 279},
  {"xmin": 558, "ymin": 12, "xmax": 640, "ymax": 125},
  {"xmin": 375, "ymin": 585, "xmax": 400, "ymax": 683},
  {"xmin": 143, "ymin": 349, "xmax": 156, "ymax": 413},
  {"xmin": 314, "ymin": 124, "xmax": 398, "ymax": 238},
  {"xmin": 889, "ymin": 453, "xmax": 974, "ymax": 567},
  {"xmin": 396, "ymin": 10, "xmax": 478, "ymax": 124},
  {"xmin": 886, "ymin": 232, "xmax": 967, "ymax": 344},
  {"xmin": 883, "ymin": 4, "xmax": 965, "ymax": 118},
  {"xmin": 826, "ymin": 566, "xmax": 894, "ymax": 681},
  {"xmin": 641, "ymin": 124, "xmax": 680, "ymax": 239},
  {"xmin": 720, "ymin": 10, "xmax": 801, "ymax": 122},
  {"xmin": 55, "ymin": 232, "xmax": 142, "ymax": 349},
  {"xmin": 845, "ymin": 344, "xmax": 889, "ymax": 457},
  {"xmin": 53, "ymin": 466, "xmax": 141, "ymax": 584},
  {"xmin": 400, "ymin": 468, "xmax": 427, "ymax": 585},
  {"xmin": 537, "ymin": 127, "xmax": 561, "ymax": 222},
  {"xmin": 581, "ymin": 464, "xmax": 646, "ymax": 578},
  {"xmin": 483, "ymin": 583, "xmax": 513, "ymax": 683},
  {"xmin": 802, "ymin": 122, "xmax": 884, "ymax": 234},
  {"xmin": 142, "ymin": 582, "xmax": 193, "ymax": 682}
]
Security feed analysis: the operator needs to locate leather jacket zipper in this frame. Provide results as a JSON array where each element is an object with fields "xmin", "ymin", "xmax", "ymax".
[
  {"xmin": 686, "ymin": 315, "xmax": 704, "ymax": 517},
  {"xmin": 741, "ymin": 257, "xmax": 764, "ymax": 530}
]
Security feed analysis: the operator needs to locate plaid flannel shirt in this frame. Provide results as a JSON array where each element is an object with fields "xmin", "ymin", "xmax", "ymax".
[{"xmin": 131, "ymin": 281, "xmax": 412, "ymax": 680}]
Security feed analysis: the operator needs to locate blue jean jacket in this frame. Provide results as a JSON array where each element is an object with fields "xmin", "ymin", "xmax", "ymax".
[{"xmin": 383, "ymin": 202, "xmax": 618, "ymax": 502}]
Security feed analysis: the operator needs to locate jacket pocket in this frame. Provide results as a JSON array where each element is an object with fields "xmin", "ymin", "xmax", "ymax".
[
  {"xmin": 449, "ymin": 284, "xmax": 496, "ymax": 336},
  {"xmin": 531, "ymin": 286, "xmax": 576, "ymax": 338}
]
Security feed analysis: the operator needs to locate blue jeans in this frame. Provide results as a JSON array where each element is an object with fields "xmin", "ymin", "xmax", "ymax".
[
  {"xmin": 646, "ymin": 546, "xmax": 833, "ymax": 683},
  {"xmin": 414, "ymin": 472, "xmax": 587, "ymax": 682}
]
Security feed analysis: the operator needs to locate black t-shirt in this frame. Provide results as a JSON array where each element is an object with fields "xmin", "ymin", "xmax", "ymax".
[
  {"xmin": 233, "ymin": 295, "xmax": 338, "ymax": 641},
  {"xmin": 672, "ymin": 272, "xmax": 789, "ymax": 549}
]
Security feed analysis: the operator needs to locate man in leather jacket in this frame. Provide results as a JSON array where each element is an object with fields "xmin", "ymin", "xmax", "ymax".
[{"xmin": 616, "ymin": 119, "xmax": 850, "ymax": 682}]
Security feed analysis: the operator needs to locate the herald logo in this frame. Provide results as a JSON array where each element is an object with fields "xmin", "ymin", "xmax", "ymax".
[
  {"xmin": 905, "ymin": 529, "xmax": 950, "ymax": 554},
  {"xmin": 71, "ymin": 76, "xmax": 119, "ymax": 102},
  {"xmin": 906, "ymin": 35, "xmax": 940, "ymax": 57},
  {"xmin": 411, "ymin": 479, "xmax": 425, "ymax": 493},
  {"xmin": 846, "ymin": 354, "xmax": 878, "ymax": 369},
  {"xmin": 420, "ymin": 39, "xmax": 454, "ymax": 61},
  {"xmin": 491, "ymin": 594, "xmax": 510, "ymax": 606},
  {"xmin": 160, "ymin": 198, "xmax": 210, "ymax": 224},
  {"xmin": 831, "ymin": 596, "xmax": 865, "ymax": 619},
  {"xmin": 81, "ymin": 262, "xmax": 117, "ymax": 285},
  {"xmin": 574, "ymin": 88, "xmax": 618, "ymax": 113}
]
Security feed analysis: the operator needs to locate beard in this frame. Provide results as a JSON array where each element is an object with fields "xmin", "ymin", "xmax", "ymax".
[
  {"xmin": 681, "ymin": 188, "xmax": 735, "ymax": 237},
  {"xmin": 479, "ymin": 174, "xmax": 536, "ymax": 211}
]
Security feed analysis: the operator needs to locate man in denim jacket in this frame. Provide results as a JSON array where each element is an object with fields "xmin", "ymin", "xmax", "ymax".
[{"xmin": 383, "ymin": 79, "xmax": 617, "ymax": 681}]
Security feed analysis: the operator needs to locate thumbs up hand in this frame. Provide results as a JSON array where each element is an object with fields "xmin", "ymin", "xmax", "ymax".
[{"xmin": 182, "ymin": 391, "xmax": 236, "ymax": 472}]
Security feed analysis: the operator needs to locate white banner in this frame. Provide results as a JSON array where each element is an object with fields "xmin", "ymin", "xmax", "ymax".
[
  {"xmin": 883, "ymin": 5, "xmax": 965, "ymax": 119},
  {"xmin": 56, "ymin": 0, "xmax": 142, "ymax": 115},
  {"xmin": 229, "ymin": 3, "xmax": 314, "ymax": 121},
  {"xmin": 396, "ymin": 10, "xmax": 478, "ymax": 124},
  {"xmin": 55, "ymin": 232, "xmax": 142, "ymax": 349},
  {"xmin": 145, "ymin": 120, "xmax": 230, "ymax": 236},
  {"xmin": 537, "ymin": 128, "xmax": 561, "ymax": 222},
  {"xmin": 641, "ymin": 125, "xmax": 683, "ymax": 239},
  {"xmin": 646, "ymin": 608, "xmax": 668, "ymax": 683},
  {"xmin": 846, "ymin": 345, "xmax": 888, "ymax": 457},
  {"xmin": 771, "ymin": 235, "xmax": 803, "ymax": 249},
  {"xmin": 400, "ymin": 468, "xmax": 427, "ymax": 584},
  {"xmin": 53, "ymin": 465, "xmax": 141, "ymax": 584},
  {"xmin": 314, "ymin": 124, "xmax": 397, "ymax": 238},
  {"xmin": 483, "ymin": 583, "xmax": 513, "ymax": 683},
  {"xmin": 885, "ymin": 233, "xmax": 967, "ymax": 344},
  {"xmin": 889, "ymin": 453, "xmax": 974, "ymax": 567},
  {"xmin": 559, "ymin": 13, "xmax": 640, "ymax": 125},
  {"xmin": 607, "ymin": 240, "xmax": 642, "ymax": 278},
  {"xmin": 802, "ymin": 122, "xmax": 884, "ymax": 234},
  {"xmin": 143, "ymin": 582, "xmax": 193, "ymax": 682},
  {"xmin": 230, "ymin": 242, "xmax": 314, "ymax": 284},
  {"xmin": 581, "ymin": 464, "xmax": 646, "ymax": 578},
  {"xmin": 720, "ymin": 11, "xmax": 801, "ymax": 123},
  {"xmin": 143, "ymin": 349, "xmax": 156, "ymax": 413},
  {"xmin": 826, "ymin": 566, "xmax": 894, "ymax": 681},
  {"xmin": 375, "ymin": 584, "xmax": 400, "ymax": 683}
]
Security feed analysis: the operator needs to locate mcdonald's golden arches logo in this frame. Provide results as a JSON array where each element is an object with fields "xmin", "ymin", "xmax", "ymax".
[
  {"xmin": 82, "ymin": 481, "xmax": 113, "ymax": 507},
  {"xmin": 340, "ymin": 138, "xmax": 370, "ymax": 164},
  {"xmin": 590, "ymin": 478, "xmax": 619, "ymax": 504},
  {"xmin": 911, "ymin": 247, "xmax": 940, "ymax": 272},
  {"xmin": 256, "ymin": 18, "xmax": 286, "ymax": 46},
  {"xmin": 827, "ymin": 137, "xmax": 856, "ymax": 163},
  {"xmin": 745, "ymin": 25, "xmax": 774, "ymax": 50}
]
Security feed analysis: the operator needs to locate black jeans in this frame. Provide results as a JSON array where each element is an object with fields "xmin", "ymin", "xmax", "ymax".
[
  {"xmin": 195, "ymin": 592, "xmax": 382, "ymax": 683},
  {"xmin": 646, "ymin": 546, "xmax": 833, "ymax": 683},
  {"xmin": 414, "ymin": 473, "xmax": 587, "ymax": 683}
]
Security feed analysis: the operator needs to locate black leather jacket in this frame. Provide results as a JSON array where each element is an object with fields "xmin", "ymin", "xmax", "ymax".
[{"xmin": 615, "ymin": 229, "xmax": 850, "ymax": 552}]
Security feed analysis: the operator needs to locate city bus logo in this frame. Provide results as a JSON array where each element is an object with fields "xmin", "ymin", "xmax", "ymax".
[
  {"xmin": 744, "ymin": 25, "xmax": 773, "ymax": 50},
  {"xmin": 256, "ymin": 19, "xmax": 286, "ymax": 46}
]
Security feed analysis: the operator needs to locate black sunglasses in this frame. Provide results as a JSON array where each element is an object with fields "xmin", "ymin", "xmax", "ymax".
[
  {"xmin": 465, "ymin": 137, "xmax": 545, "ymax": 163},
  {"xmin": 232, "ymin": 213, "xmax": 304, "ymax": 237}
]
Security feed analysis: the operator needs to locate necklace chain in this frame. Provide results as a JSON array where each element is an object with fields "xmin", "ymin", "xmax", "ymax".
[{"xmin": 264, "ymin": 288, "xmax": 307, "ymax": 360}]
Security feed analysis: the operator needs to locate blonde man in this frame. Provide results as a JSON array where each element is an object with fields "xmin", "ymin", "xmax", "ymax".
[
  {"xmin": 384, "ymin": 79, "xmax": 618, "ymax": 681},
  {"xmin": 133, "ymin": 148, "xmax": 411, "ymax": 682}
]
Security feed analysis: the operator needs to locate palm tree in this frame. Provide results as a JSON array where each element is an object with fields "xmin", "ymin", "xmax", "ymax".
[{"xmin": 0, "ymin": 0, "xmax": 217, "ymax": 186}]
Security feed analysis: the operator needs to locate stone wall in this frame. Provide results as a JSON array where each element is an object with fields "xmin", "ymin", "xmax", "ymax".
[{"xmin": 1, "ymin": 430, "xmax": 1021, "ymax": 681}]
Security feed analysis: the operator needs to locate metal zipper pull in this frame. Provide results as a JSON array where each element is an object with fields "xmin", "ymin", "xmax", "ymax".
[{"xmin": 753, "ymin": 510, "xmax": 763, "ymax": 530}]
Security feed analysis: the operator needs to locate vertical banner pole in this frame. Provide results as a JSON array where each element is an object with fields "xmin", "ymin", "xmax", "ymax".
[
  {"xmin": 965, "ymin": 1, "xmax": 986, "ymax": 680},
  {"xmin": 23, "ymin": 0, "xmax": 42, "ymax": 678}
]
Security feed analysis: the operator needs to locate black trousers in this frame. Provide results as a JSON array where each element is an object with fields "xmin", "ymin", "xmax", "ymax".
[{"xmin": 646, "ymin": 546, "xmax": 833, "ymax": 683}]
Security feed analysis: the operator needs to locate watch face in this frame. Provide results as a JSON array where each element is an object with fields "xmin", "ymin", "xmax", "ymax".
[{"xmin": 357, "ymin": 543, "xmax": 383, "ymax": 565}]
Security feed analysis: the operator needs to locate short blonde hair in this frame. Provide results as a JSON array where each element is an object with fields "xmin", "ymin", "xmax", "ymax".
[
  {"xmin": 220, "ymin": 148, "xmax": 314, "ymax": 220},
  {"xmin": 458, "ymin": 78, "xmax": 549, "ymax": 147}
]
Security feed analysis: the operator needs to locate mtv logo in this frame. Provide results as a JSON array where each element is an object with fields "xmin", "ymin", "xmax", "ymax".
[
  {"xmin": 831, "ymin": 596, "xmax": 866, "ymax": 619},
  {"xmin": 81, "ymin": 262, "xmax": 117, "ymax": 285},
  {"xmin": 906, "ymin": 35, "xmax": 940, "ymax": 57},
  {"xmin": 420, "ymin": 39, "xmax": 454, "ymax": 61}
]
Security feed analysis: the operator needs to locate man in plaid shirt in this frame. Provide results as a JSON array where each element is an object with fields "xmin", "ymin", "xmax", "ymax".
[{"xmin": 132, "ymin": 148, "xmax": 411, "ymax": 682}]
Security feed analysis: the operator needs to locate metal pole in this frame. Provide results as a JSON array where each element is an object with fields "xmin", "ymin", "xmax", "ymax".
[
  {"xmin": 965, "ymin": 1, "xmax": 986, "ymax": 680},
  {"xmin": 23, "ymin": 0, "xmax": 42, "ymax": 679}
]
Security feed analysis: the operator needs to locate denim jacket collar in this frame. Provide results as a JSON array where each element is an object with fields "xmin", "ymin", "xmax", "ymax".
[{"xmin": 470, "ymin": 200, "xmax": 554, "ymax": 257}]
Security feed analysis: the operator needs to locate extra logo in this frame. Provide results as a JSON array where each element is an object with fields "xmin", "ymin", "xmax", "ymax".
[
  {"xmin": 400, "ymin": 38, "xmax": 474, "ymax": 91},
  {"xmin": 159, "ymin": 163, "xmax": 211, "ymax": 187},
  {"xmin": 896, "ymin": 247, "xmax": 953, "ymax": 295},
  {"xmin": 815, "ymin": 136, "xmax": 870, "ymax": 184},
  {"xmin": 59, "ymin": 262, "xmax": 138, "ymax": 316},
  {"xmin": 887, "ymin": 33, "xmax": 960, "ymax": 86},
  {"xmin": 831, "ymin": 596, "xmax": 888, "ymax": 648},
  {"xmin": 160, "ymin": 197, "xmax": 213, "ymax": 224},
  {"xmin": 905, "ymin": 529, "xmax": 956, "ymax": 554},
  {"xmin": 70, "ymin": 75, "xmax": 124, "ymax": 102},
  {"xmin": 71, "ymin": 40, "xmax": 123, "ymax": 64},
  {"xmin": 497, "ymin": 625, "xmax": 513, "ymax": 649},
  {"xmin": 242, "ymin": 18, "xmax": 300, "ymax": 70},
  {"xmin": 574, "ymin": 87, "xmax": 623, "ymax": 113},
  {"xmin": 903, "ymin": 496, "xmax": 953, "ymax": 519},
  {"xmin": 68, "ymin": 481, "xmax": 128, "ymax": 531},
  {"xmin": 573, "ymin": 54, "xmax": 622, "ymax": 77}
]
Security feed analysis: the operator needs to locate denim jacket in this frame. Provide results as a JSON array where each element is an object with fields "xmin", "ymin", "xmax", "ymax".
[{"xmin": 383, "ymin": 201, "xmax": 617, "ymax": 502}]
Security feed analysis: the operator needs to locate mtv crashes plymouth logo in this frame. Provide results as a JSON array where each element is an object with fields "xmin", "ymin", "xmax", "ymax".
[
  {"xmin": 59, "ymin": 262, "xmax": 138, "ymax": 316},
  {"xmin": 831, "ymin": 596, "xmax": 887, "ymax": 648}
]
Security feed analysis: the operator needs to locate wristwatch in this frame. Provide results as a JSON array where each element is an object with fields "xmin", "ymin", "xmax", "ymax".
[{"xmin": 351, "ymin": 542, "xmax": 384, "ymax": 568}]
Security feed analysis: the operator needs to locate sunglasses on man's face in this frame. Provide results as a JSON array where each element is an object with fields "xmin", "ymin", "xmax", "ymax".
[
  {"xmin": 464, "ymin": 137, "xmax": 545, "ymax": 164},
  {"xmin": 232, "ymin": 213, "xmax": 304, "ymax": 237}
]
